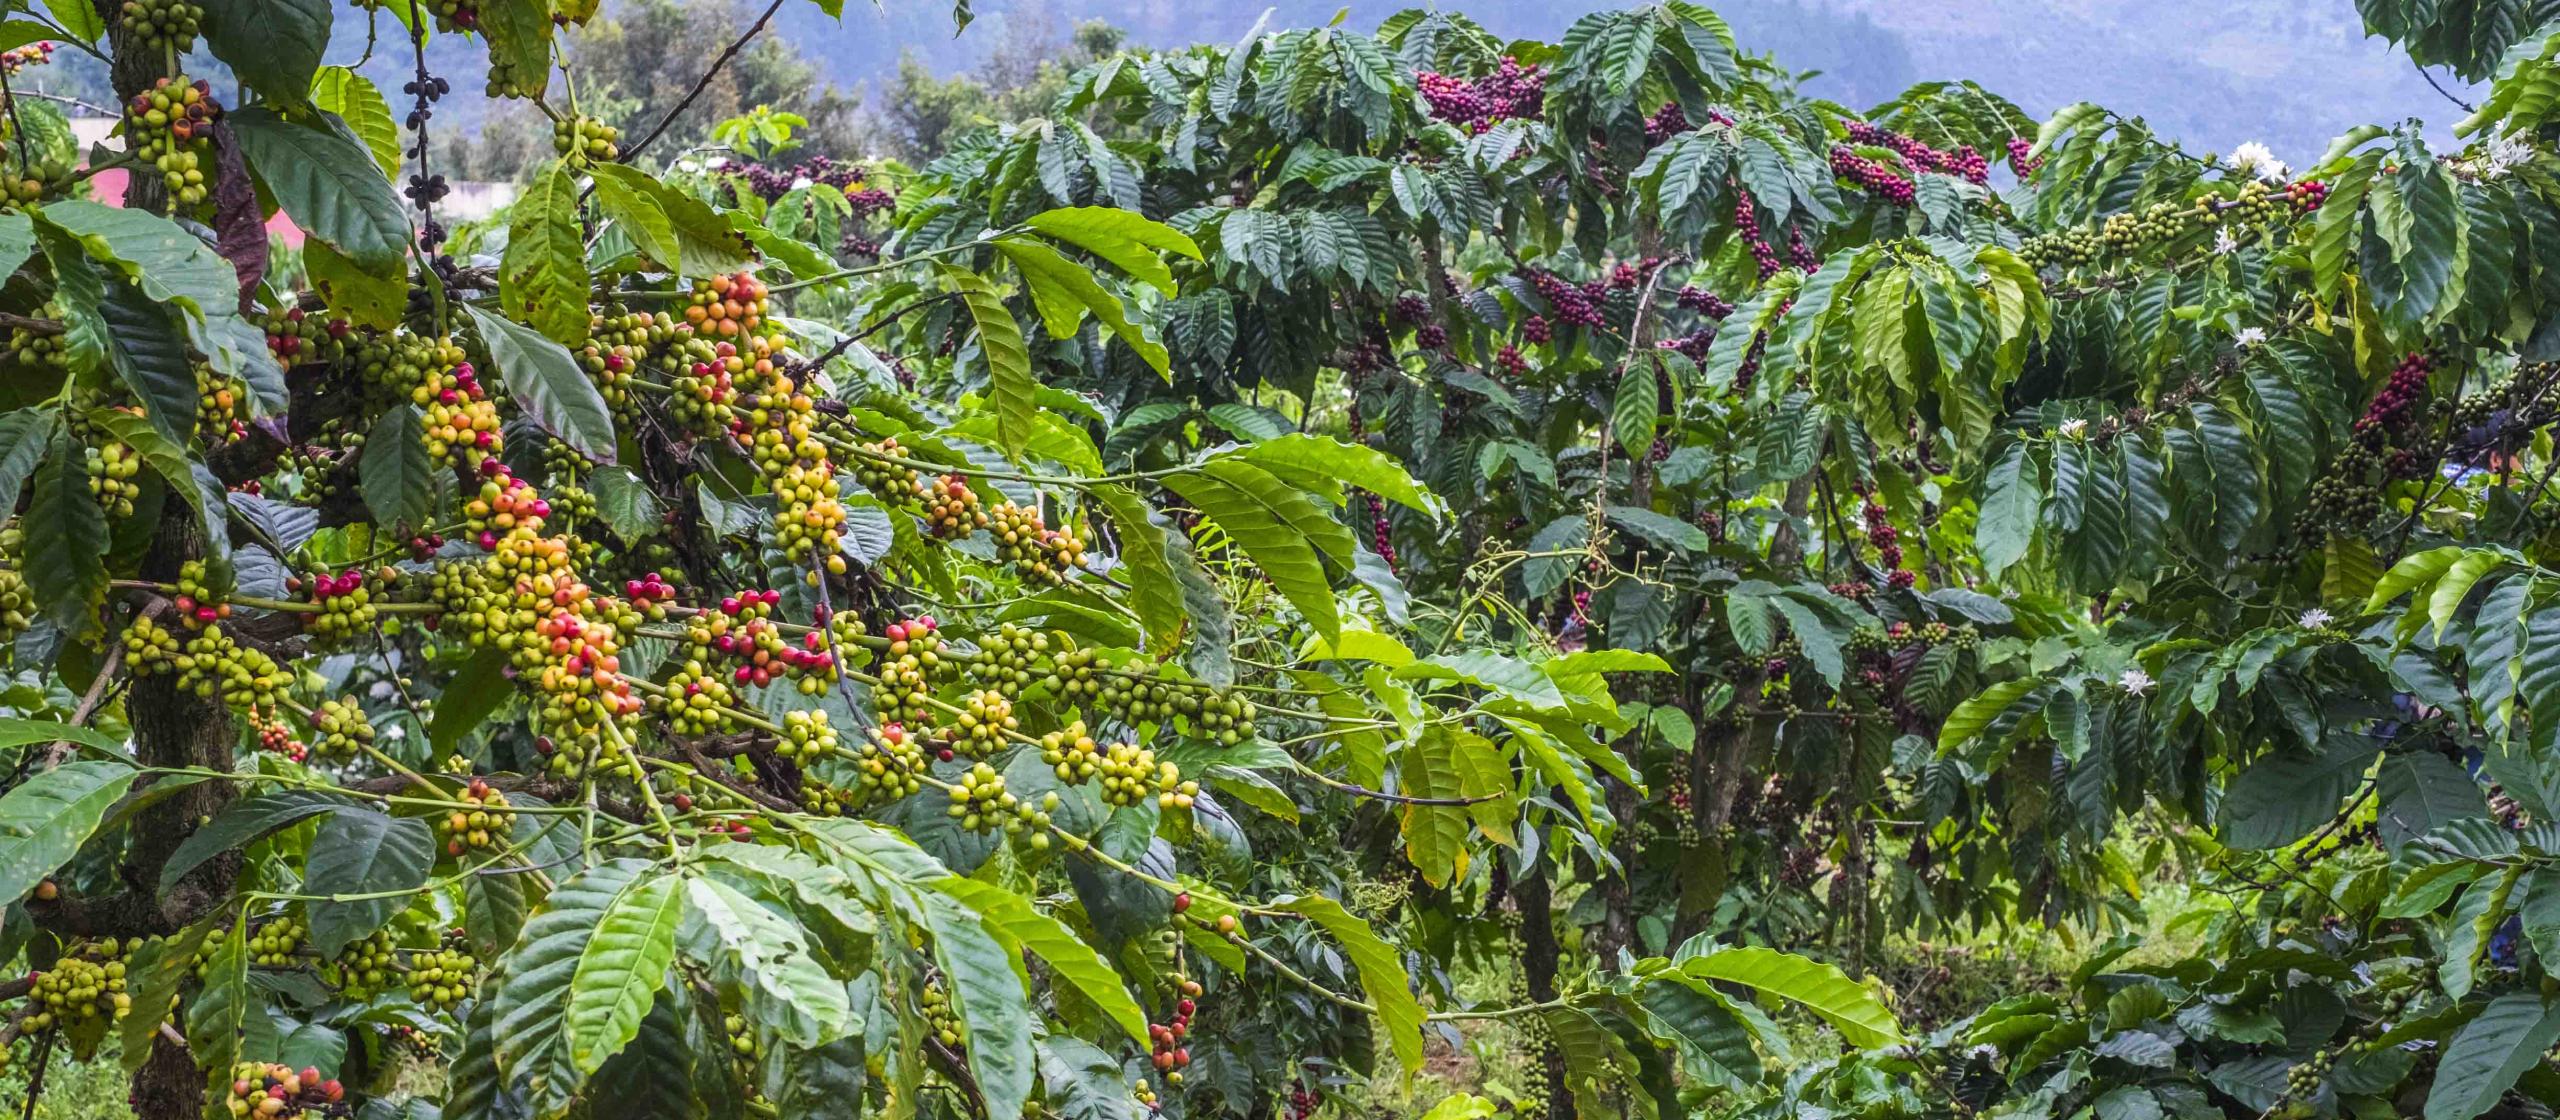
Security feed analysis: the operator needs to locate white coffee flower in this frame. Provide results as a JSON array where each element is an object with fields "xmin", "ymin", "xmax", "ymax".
[
  {"xmin": 2118, "ymin": 668, "xmax": 2155, "ymax": 696},
  {"xmin": 2059, "ymin": 418, "xmax": 2089, "ymax": 438},
  {"xmin": 2233, "ymin": 327, "xmax": 2267, "ymax": 347},
  {"xmin": 2213, "ymin": 228, "xmax": 2240, "ymax": 256},
  {"xmin": 2228, "ymin": 141, "xmax": 2278, "ymax": 176},
  {"xmin": 2298, "ymin": 608, "xmax": 2333, "ymax": 630}
]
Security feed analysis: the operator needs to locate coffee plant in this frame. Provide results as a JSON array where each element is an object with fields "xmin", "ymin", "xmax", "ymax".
[{"xmin": 4, "ymin": 0, "xmax": 2560, "ymax": 1119}]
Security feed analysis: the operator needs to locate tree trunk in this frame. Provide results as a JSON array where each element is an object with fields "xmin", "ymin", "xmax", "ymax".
[{"xmin": 1514, "ymin": 865, "xmax": 1571, "ymax": 1120}]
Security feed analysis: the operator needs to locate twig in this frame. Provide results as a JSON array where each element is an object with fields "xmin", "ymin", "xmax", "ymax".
[
  {"xmin": 2417, "ymin": 63, "xmax": 2475, "ymax": 114},
  {"xmin": 620, "ymin": 0, "xmax": 788, "ymax": 165}
]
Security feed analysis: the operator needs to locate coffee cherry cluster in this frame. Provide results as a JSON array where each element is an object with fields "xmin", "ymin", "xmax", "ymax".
[
  {"xmin": 0, "ymin": 41, "xmax": 57, "ymax": 79},
  {"xmin": 1643, "ymin": 101, "xmax": 1691, "ymax": 147},
  {"xmin": 407, "ymin": 938, "xmax": 478, "ymax": 1012},
  {"xmin": 946, "ymin": 762, "xmax": 1018, "ymax": 832},
  {"xmin": 969, "ymin": 623, "xmax": 1051, "ymax": 695},
  {"xmin": 126, "ymin": 77, "xmax": 220, "ymax": 208},
  {"xmin": 1843, "ymin": 121, "xmax": 1988, "ymax": 185},
  {"xmin": 9, "ymin": 303, "xmax": 68, "ymax": 369},
  {"xmin": 417, "ymin": 358, "xmax": 503, "ymax": 467},
  {"xmin": 2005, "ymin": 136, "xmax": 2042, "ymax": 178},
  {"xmin": 1094, "ymin": 669, "xmax": 1257, "ymax": 744},
  {"xmin": 438, "ymin": 779, "xmax": 514, "ymax": 857},
  {"xmin": 331, "ymin": 932, "xmax": 397, "ymax": 999},
  {"xmin": 988, "ymin": 501, "xmax": 1084, "ymax": 583},
  {"xmin": 24, "ymin": 938, "xmax": 131, "ymax": 1030},
  {"xmin": 305, "ymin": 697, "xmax": 374, "ymax": 761},
  {"xmin": 836, "ymin": 723, "xmax": 927, "ymax": 808},
  {"xmin": 579, "ymin": 310, "xmax": 674, "ymax": 413},
  {"xmin": 1040, "ymin": 721, "xmax": 1195, "ymax": 809},
  {"xmin": 2358, "ymin": 352, "xmax": 2433, "ymax": 436},
  {"xmin": 197, "ymin": 363, "xmax": 249, "ymax": 443},
  {"xmin": 1525, "ymin": 270, "xmax": 1606, "ymax": 328},
  {"xmin": 1676, "ymin": 285, "xmax": 1735, "ymax": 319},
  {"xmin": 684, "ymin": 271, "xmax": 770, "ymax": 340},
  {"xmin": 2288, "ymin": 179, "xmax": 2329, "ymax": 211},
  {"xmin": 1416, "ymin": 56, "xmax": 1546, "ymax": 133},
  {"xmin": 945, "ymin": 689, "xmax": 1016, "ymax": 758},
  {"xmin": 246, "ymin": 917, "xmax": 307, "ymax": 968},
  {"xmin": 921, "ymin": 979, "xmax": 964, "ymax": 1050},
  {"xmin": 120, "ymin": 0, "xmax": 203, "ymax": 51},
  {"xmin": 222, "ymin": 1063, "xmax": 345, "ymax": 1119},
  {"xmin": 667, "ymin": 336, "xmax": 742, "ymax": 436},
  {"xmin": 263, "ymin": 307, "xmax": 353, "ymax": 367},
  {"xmin": 2281, "ymin": 1048, "xmax": 2333, "ymax": 1103},
  {"xmin": 873, "ymin": 616, "xmax": 945, "ymax": 723},
  {"xmin": 0, "ymin": 532, "xmax": 33, "ymax": 643},
  {"xmin": 1147, "ymin": 994, "xmax": 1200, "ymax": 1082},
  {"xmin": 768, "ymin": 708, "xmax": 840, "ymax": 763},
  {"xmin": 552, "ymin": 114, "xmax": 621, "ymax": 162},
  {"xmin": 1828, "ymin": 145, "xmax": 1917, "ymax": 206},
  {"xmin": 299, "ymin": 568, "xmax": 380, "ymax": 644},
  {"xmin": 922, "ymin": 473, "xmax": 987, "ymax": 537},
  {"xmin": 86, "ymin": 435, "xmax": 142, "ymax": 519},
  {"xmin": 1733, "ymin": 190, "xmax": 1784, "ymax": 278},
  {"xmin": 737, "ymin": 378, "xmax": 847, "ymax": 568},
  {"xmin": 1858, "ymin": 498, "xmax": 1913, "ymax": 588}
]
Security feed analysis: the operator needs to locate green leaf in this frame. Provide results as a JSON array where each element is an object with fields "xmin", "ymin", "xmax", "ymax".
[
  {"xmin": 2221, "ymin": 736, "xmax": 2379, "ymax": 849},
  {"xmin": 492, "ymin": 859, "xmax": 654, "ymax": 1109},
  {"xmin": 226, "ymin": 107, "xmax": 412, "ymax": 275},
  {"xmin": 996, "ymin": 237, "xmax": 1171, "ymax": 377},
  {"xmin": 1612, "ymin": 364, "xmax": 1660, "ymax": 453},
  {"xmin": 1091, "ymin": 484, "xmax": 1184, "ymax": 649},
  {"xmin": 502, "ymin": 162, "xmax": 592, "ymax": 345},
  {"xmin": 2425, "ymin": 992, "xmax": 2560, "ymax": 1120},
  {"xmin": 1228, "ymin": 432, "xmax": 1445, "ymax": 519},
  {"xmin": 1676, "ymin": 946, "xmax": 1904, "ymax": 1047},
  {"xmin": 465, "ymin": 304, "xmax": 617, "ymax": 463},
  {"xmin": 1024, "ymin": 207, "xmax": 1201, "ymax": 295},
  {"xmin": 1164, "ymin": 463, "xmax": 1345, "ymax": 641},
  {"xmin": 590, "ymin": 466, "xmax": 661, "ymax": 544},
  {"xmin": 1978, "ymin": 443, "xmax": 2040, "ymax": 576},
  {"xmin": 361, "ymin": 405, "xmax": 436, "ymax": 530},
  {"xmin": 588, "ymin": 163, "xmax": 752, "ymax": 276},
  {"xmin": 118, "ymin": 921, "xmax": 209, "ymax": 1075},
  {"xmin": 476, "ymin": 0, "xmax": 555, "ymax": 99},
  {"xmin": 1274, "ymin": 894, "xmax": 1425, "ymax": 1073},
  {"xmin": 160, "ymin": 789, "xmax": 354, "ymax": 891},
  {"xmin": 922, "ymin": 892, "xmax": 1038, "ymax": 1120},
  {"xmin": 2377, "ymin": 750, "xmax": 2488, "ymax": 850},
  {"xmin": 1938, "ymin": 678, "xmax": 2040, "ymax": 754},
  {"xmin": 0, "ymin": 409, "xmax": 60, "ymax": 523},
  {"xmin": 97, "ymin": 281, "xmax": 203, "ymax": 448},
  {"xmin": 187, "ymin": 910, "xmax": 249, "ymax": 1104},
  {"xmin": 680, "ymin": 875, "xmax": 853, "ymax": 1048},
  {"xmin": 932, "ymin": 876, "xmax": 1147, "ymax": 1045},
  {"xmin": 943, "ymin": 265, "xmax": 1036, "ymax": 460},
  {"xmin": 308, "ymin": 67, "xmax": 400, "ymax": 179},
  {"xmin": 0, "ymin": 761, "xmax": 137, "ymax": 904},
  {"xmin": 202, "ymin": 0, "xmax": 331, "ymax": 108},
  {"xmin": 566, "ymin": 874, "xmax": 684, "ymax": 1074},
  {"xmin": 303, "ymin": 807, "xmax": 435, "ymax": 958},
  {"xmin": 38, "ymin": 0, "xmax": 100, "ymax": 42},
  {"xmin": 25, "ymin": 434, "xmax": 104, "ymax": 634},
  {"xmin": 431, "ymin": 647, "xmax": 514, "ymax": 755},
  {"xmin": 1607, "ymin": 504, "xmax": 1713, "ymax": 552},
  {"xmin": 0, "ymin": 211, "xmax": 36, "ymax": 282}
]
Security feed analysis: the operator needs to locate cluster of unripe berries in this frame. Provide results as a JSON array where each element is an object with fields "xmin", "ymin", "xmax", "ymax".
[
  {"xmin": 86, "ymin": 436, "xmax": 142, "ymax": 519},
  {"xmin": 407, "ymin": 938, "xmax": 478, "ymax": 1011},
  {"xmin": 988, "ymin": 500, "xmax": 1085, "ymax": 583},
  {"xmin": 551, "ymin": 114, "xmax": 621, "ymax": 162},
  {"xmin": 947, "ymin": 762, "xmax": 1060, "ymax": 836},
  {"xmin": 9, "ymin": 304, "xmax": 68, "ymax": 368},
  {"xmin": 0, "ymin": 528, "xmax": 32, "ymax": 643},
  {"xmin": 222, "ymin": 1063, "xmax": 344, "ymax": 1119},
  {"xmin": 120, "ymin": 0, "xmax": 202, "ymax": 50},
  {"xmin": 263, "ymin": 307, "xmax": 354, "ymax": 366},
  {"xmin": 1039, "ymin": 720, "xmax": 1196, "ymax": 810},
  {"xmin": 126, "ymin": 77, "xmax": 220, "ymax": 207},
  {"xmin": 331, "ymin": 932, "xmax": 398, "ymax": 999},
  {"xmin": 1416, "ymin": 57, "xmax": 1547, "ymax": 133},
  {"xmin": 22, "ymin": 938, "xmax": 132, "ymax": 1030}
]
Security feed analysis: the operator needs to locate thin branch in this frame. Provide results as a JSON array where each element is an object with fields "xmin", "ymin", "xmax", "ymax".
[
  {"xmin": 620, "ymin": 0, "xmax": 788, "ymax": 165},
  {"xmin": 2417, "ymin": 62, "xmax": 2475, "ymax": 113}
]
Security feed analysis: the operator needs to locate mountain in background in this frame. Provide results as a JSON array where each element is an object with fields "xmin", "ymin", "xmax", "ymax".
[
  {"xmin": 20, "ymin": 0, "xmax": 2475, "ymax": 173},
  {"xmin": 773, "ymin": 0, "xmax": 2471, "ymax": 160}
]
